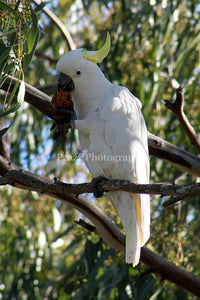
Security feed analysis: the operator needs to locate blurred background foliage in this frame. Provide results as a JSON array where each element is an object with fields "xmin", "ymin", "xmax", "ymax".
[{"xmin": 0, "ymin": 0, "xmax": 200, "ymax": 299}]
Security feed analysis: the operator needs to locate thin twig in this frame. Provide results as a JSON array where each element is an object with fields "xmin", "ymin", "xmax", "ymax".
[
  {"xmin": 32, "ymin": 0, "xmax": 76, "ymax": 50},
  {"xmin": 165, "ymin": 86, "xmax": 200, "ymax": 153},
  {"xmin": 163, "ymin": 192, "xmax": 198, "ymax": 207},
  {"xmin": 35, "ymin": 49, "xmax": 58, "ymax": 64},
  {"xmin": 75, "ymin": 219, "xmax": 96, "ymax": 233}
]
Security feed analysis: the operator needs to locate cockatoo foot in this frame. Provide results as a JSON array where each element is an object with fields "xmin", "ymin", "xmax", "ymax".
[{"xmin": 91, "ymin": 176, "xmax": 108, "ymax": 198}]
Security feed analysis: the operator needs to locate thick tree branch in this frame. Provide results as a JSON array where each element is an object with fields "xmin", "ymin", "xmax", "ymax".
[
  {"xmin": 148, "ymin": 132, "xmax": 200, "ymax": 176},
  {"xmin": 0, "ymin": 157, "xmax": 200, "ymax": 297},
  {"xmin": 165, "ymin": 86, "xmax": 200, "ymax": 153},
  {"xmin": 0, "ymin": 169, "xmax": 200, "ymax": 202},
  {"xmin": 1, "ymin": 76, "xmax": 200, "ymax": 177},
  {"xmin": 35, "ymin": 83, "xmax": 57, "ymax": 95}
]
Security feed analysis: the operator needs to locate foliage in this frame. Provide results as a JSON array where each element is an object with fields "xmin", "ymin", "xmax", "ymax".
[
  {"xmin": 0, "ymin": 0, "xmax": 40, "ymax": 137},
  {"xmin": 0, "ymin": 0, "xmax": 200, "ymax": 299}
]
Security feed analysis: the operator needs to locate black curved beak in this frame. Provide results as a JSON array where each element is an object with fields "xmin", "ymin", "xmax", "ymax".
[{"xmin": 58, "ymin": 72, "xmax": 75, "ymax": 92}]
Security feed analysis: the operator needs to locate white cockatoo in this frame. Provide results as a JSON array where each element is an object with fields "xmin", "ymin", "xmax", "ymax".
[{"xmin": 56, "ymin": 33, "xmax": 150, "ymax": 266}]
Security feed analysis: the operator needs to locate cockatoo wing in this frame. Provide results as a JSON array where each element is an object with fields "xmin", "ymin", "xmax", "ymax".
[{"xmin": 101, "ymin": 86, "xmax": 150, "ymax": 266}]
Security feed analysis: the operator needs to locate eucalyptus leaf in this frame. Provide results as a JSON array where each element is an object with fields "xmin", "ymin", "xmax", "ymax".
[
  {"xmin": 6, "ymin": 79, "xmax": 19, "ymax": 107},
  {"xmin": 0, "ymin": 125, "xmax": 11, "ymax": 137},
  {"xmin": 0, "ymin": 102, "xmax": 20, "ymax": 118},
  {"xmin": 0, "ymin": 1, "xmax": 17, "ymax": 14},
  {"xmin": 25, "ymin": 9, "xmax": 39, "ymax": 55},
  {"xmin": 0, "ymin": 45, "xmax": 11, "ymax": 64},
  {"xmin": 34, "ymin": 2, "xmax": 47, "ymax": 13},
  {"xmin": 23, "ymin": 28, "xmax": 40, "ymax": 69},
  {"xmin": 17, "ymin": 80, "xmax": 25, "ymax": 106}
]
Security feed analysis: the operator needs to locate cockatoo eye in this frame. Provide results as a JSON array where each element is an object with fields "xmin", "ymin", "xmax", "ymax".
[{"xmin": 76, "ymin": 70, "xmax": 81, "ymax": 76}]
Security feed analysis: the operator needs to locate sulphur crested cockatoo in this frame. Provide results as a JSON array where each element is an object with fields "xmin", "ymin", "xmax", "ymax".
[{"xmin": 56, "ymin": 33, "xmax": 150, "ymax": 266}]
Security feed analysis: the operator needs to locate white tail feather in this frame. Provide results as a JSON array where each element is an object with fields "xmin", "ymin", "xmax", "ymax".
[
  {"xmin": 126, "ymin": 223, "xmax": 140, "ymax": 266},
  {"xmin": 108, "ymin": 191, "xmax": 150, "ymax": 266}
]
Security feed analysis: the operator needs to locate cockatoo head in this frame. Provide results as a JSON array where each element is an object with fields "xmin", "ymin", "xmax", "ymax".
[{"xmin": 56, "ymin": 33, "xmax": 111, "ymax": 104}]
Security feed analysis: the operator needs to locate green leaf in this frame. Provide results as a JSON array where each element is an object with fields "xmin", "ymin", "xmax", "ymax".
[
  {"xmin": 23, "ymin": 27, "xmax": 40, "ymax": 69},
  {"xmin": 88, "ymin": 248, "xmax": 115, "ymax": 280},
  {"xmin": 0, "ymin": 45, "xmax": 11, "ymax": 64},
  {"xmin": 0, "ymin": 103, "xmax": 21, "ymax": 118},
  {"xmin": 135, "ymin": 277, "xmax": 156, "ymax": 300},
  {"xmin": 17, "ymin": 80, "xmax": 25, "ymax": 106},
  {"xmin": 0, "ymin": 1, "xmax": 17, "ymax": 14},
  {"xmin": 25, "ymin": 9, "xmax": 39, "ymax": 55},
  {"xmin": 0, "ymin": 80, "xmax": 24, "ymax": 118},
  {"xmin": 34, "ymin": 2, "xmax": 47, "ymax": 13},
  {"xmin": 149, "ymin": 287, "xmax": 162, "ymax": 300},
  {"xmin": 23, "ymin": 7, "xmax": 41, "ymax": 69},
  {"xmin": 6, "ymin": 79, "xmax": 20, "ymax": 107},
  {"xmin": 0, "ymin": 125, "xmax": 11, "ymax": 137},
  {"xmin": 4, "ymin": 61, "xmax": 16, "ymax": 75}
]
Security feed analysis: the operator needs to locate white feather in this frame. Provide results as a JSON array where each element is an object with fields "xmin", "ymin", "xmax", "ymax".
[{"xmin": 56, "ymin": 51, "xmax": 150, "ymax": 266}]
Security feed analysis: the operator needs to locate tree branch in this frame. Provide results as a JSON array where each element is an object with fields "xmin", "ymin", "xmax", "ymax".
[
  {"xmin": 165, "ymin": 86, "xmax": 200, "ymax": 153},
  {"xmin": 32, "ymin": 0, "xmax": 76, "ymax": 51},
  {"xmin": 76, "ymin": 218, "xmax": 200, "ymax": 298},
  {"xmin": 35, "ymin": 49, "xmax": 58, "ymax": 64},
  {"xmin": 35, "ymin": 83, "xmax": 57, "ymax": 95},
  {"xmin": 1, "ymin": 76, "xmax": 54, "ymax": 119},
  {"xmin": 0, "ymin": 169, "xmax": 199, "ymax": 202},
  {"xmin": 1, "ymin": 76, "xmax": 200, "ymax": 177},
  {"xmin": 0, "ymin": 156, "xmax": 200, "ymax": 297},
  {"xmin": 0, "ymin": 137, "xmax": 9, "ymax": 160},
  {"xmin": 148, "ymin": 132, "xmax": 200, "ymax": 177}
]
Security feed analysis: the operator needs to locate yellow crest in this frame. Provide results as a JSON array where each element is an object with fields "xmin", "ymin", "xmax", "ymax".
[{"xmin": 83, "ymin": 32, "xmax": 111, "ymax": 63}]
